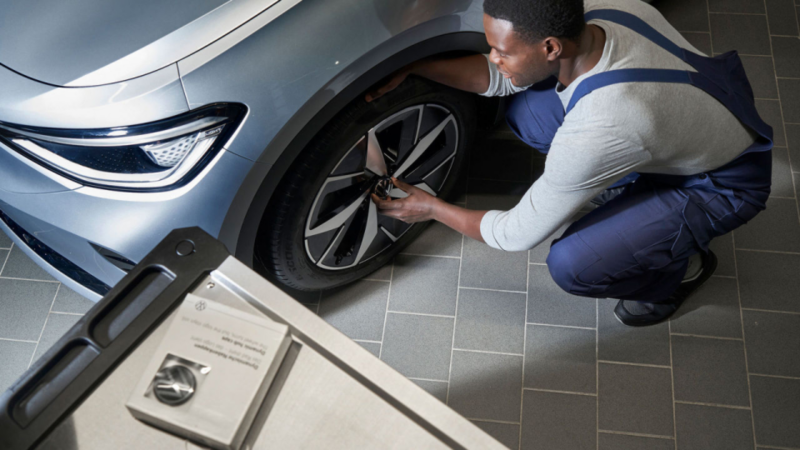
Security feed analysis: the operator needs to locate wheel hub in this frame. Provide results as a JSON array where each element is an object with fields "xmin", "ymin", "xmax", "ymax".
[{"xmin": 304, "ymin": 104, "xmax": 459, "ymax": 270}]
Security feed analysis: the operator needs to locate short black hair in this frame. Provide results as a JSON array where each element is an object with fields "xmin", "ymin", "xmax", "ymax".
[{"xmin": 484, "ymin": 0, "xmax": 586, "ymax": 43}]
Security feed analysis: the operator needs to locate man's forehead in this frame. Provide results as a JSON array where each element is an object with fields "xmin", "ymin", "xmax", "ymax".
[{"xmin": 483, "ymin": 14, "xmax": 519, "ymax": 50}]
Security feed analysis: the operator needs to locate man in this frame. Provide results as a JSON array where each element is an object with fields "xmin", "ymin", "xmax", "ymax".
[{"xmin": 367, "ymin": 0, "xmax": 772, "ymax": 326}]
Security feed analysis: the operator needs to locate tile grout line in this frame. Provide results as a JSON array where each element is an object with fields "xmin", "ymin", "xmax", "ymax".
[
  {"xmin": 444, "ymin": 233, "xmax": 465, "ymax": 407},
  {"xmin": 598, "ymin": 360, "xmax": 672, "ymax": 369},
  {"xmin": 527, "ymin": 322, "xmax": 596, "ymax": 331},
  {"xmin": 519, "ymin": 256, "xmax": 530, "ymax": 450},
  {"xmin": 459, "ymin": 286, "xmax": 528, "ymax": 295},
  {"xmin": 735, "ymin": 248, "xmax": 800, "ymax": 256},
  {"xmin": 353, "ymin": 339, "xmax": 382, "ymax": 345},
  {"xmin": 708, "ymin": 11, "xmax": 766, "ymax": 16},
  {"xmin": 466, "ymin": 418, "xmax": 521, "ymax": 426},
  {"xmin": 674, "ymin": 399, "xmax": 752, "ymax": 410},
  {"xmin": 750, "ymin": 373, "xmax": 800, "ymax": 380},
  {"xmin": 0, "ymin": 337, "xmax": 38, "ymax": 344},
  {"xmin": 48, "ymin": 311, "xmax": 85, "ymax": 317},
  {"xmin": 597, "ymin": 429, "xmax": 675, "ymax": 440},
  {"xmin": 523, "ymin": 387, "xmax": 597, "ymax": 397},
  {"xmin": 596, "ymin": 298, "xmax": 600, "ymax": 450},
  {"xmin": 742, "ymin": 307, "xmax": 800, "ymax": 315},
  {"xmin": 27, "ymin": 283, "xmax": 61, "ymax": 369},
  {"xmin": 376, "ymin": 262, "xmax": 395, "ymax": 360},
  {"xmin": 0, "ymin": 276, "xmax": 60, "ymax": 284},
  {"xmin": 669, "ymin": 332, "xmax": 743, "ymax": 341},
  {"xmin": 732, "ymin": 229, "xmax": 759, "ymax": 448},
  {"xmin": 407, "ymin": 376, "xmax": 448, "ymax": 384},
  {"xmin": 387, "ymin": 310, "xmax": 455, "ymax": 319},
  {"xmin": 453, "ymin": 348, "xmax": 523, "ymax": 358},
  {"xmin": 0, "ymin": 243, "xmax": 13, "ymax": 276},
  {"xmin": 669, "ymin": 318, "xmax": 678, "ymax": 446},
  {"xmin": 398, "ymin": 252, "xmax": 460, "ymax": 260},
  {"xmin": 756, "ymin": 445, "xmax": 800, "ymax": 450}
]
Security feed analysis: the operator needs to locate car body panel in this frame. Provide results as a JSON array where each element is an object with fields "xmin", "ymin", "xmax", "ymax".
[{"xmin": 0, "ymin": 0, "xmax": 295, "ymax": 87}]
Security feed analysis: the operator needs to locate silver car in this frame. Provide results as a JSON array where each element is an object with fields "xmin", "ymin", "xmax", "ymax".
[{"xmin": 0, "ymin": 0, "xmax": 500, "ymax": 300}]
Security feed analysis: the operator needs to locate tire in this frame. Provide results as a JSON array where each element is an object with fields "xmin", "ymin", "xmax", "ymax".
[{"xmin": 256, "ymin": 76, "xmax": 477, "ymax": 291}]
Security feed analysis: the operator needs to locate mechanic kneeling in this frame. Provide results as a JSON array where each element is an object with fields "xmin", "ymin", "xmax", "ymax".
[{"xmin": 366, "ymin": 0, "xmax": 772, "ymax": 327}]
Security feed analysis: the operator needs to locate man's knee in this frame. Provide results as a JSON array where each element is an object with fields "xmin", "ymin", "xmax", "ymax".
[{"xmin": 546, "ymin": 239, "xmax": 580, "ymax": 294}]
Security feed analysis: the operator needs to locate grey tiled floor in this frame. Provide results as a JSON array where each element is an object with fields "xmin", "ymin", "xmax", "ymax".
[{"xmin": 2, "ymin": 1, "xmax": 800, "ymax": 449}]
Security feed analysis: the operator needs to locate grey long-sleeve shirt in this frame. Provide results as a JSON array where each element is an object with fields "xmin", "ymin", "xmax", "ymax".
[{"xmin": 477, "ymin": 0, "xmax": 757, "ymax": 252}]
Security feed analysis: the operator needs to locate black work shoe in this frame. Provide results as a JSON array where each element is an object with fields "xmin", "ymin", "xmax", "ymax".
[{"xmin": 614, "ymin": 250, "xmax": 718, "ymax": 327}]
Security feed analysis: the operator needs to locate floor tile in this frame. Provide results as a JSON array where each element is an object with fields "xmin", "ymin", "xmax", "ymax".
[
  {"xmin": 51, "ymin": 285, "xmax": 95, "ymax": 315},
  {"xmin": 356, "ymin": 340, "xmax": 381, "ymax": 357},
  {"xmin": 671, "ymin": 335, "xmax": 750, "ymax": 406},
  {"xmin": 460, "ymin": 238, "xmax": 528, "ymax": 292},
  {"xmin": 319, "ymin": 280, "xmax": 389, "ymax": 342},
  {"xmin": 33, "ymin": 313, "xmax": 82, "ymax": 361},
  {"xmin": 710, "ymin": 232, "xmax": 736, "ymax": 277},
  {"xmin": 708, "ymin": 0, "xmax": 765, "ymax": 13},
  {"xmin": 524, "ymin": 324, "xmax": 596, "ymax": 394},
  {"xmin": 734, "ymin": 198, "xmax": 800, "ymax": 252},
  {"xmin": 521, "ymin": 390, "xmax": 596, "ymax": 450},
  {"xmin": 675, "ymin": 403, "xmax": 755, "ymax": 450},
  {"xmin": 465, "ymin": 179, "xmax": 529, "ymax": 211},
  {"xmin": 469, "ymin": 139, "xmax": 532, "ymax": 183},
  {"xmin": 681, "ymin": 32, "xmax": 713, "ymax": 55},
  {"xmin": 767, "ymin": 0, "xmax": 800, "ymax": 36},
  {"xmin": 0, "ymin": 278, "xmax": 58, "ymax": 341},
  {"xmin": 527, "ymin": 265, "xmax": 596, "ymax": 328},
  {"xmin": 738, "ymin": 250, "xmax": 800, "ymax": 312},
  {"xmin": 0, "ymin": 249, "xmax": 7, "ymax": 271},
  {"xmin": 710, "ymin": 14, "xmax": 771, "ymax": 55},
  {"xmin": 670, "ymin": 277, "xmax": 743, "ymax": 339},
  {"xmin": 0, "ymin": 231, "xmax": 11, "ymax": 249},
  {"xmin": 402, "ymin": 222, "xmax": 462, "ymax": 257},
  {"xmin": 454, "ymin": 288, "xmax": 526, "ymax": 354},
  {"xmin": 411, "ymin": 379, "xmax": 448, "ymax": 403},
  {"xmin": 366, "ymin": 262, "xmax": 393, "ymax": 281},
  {"xmin": 772, "ymin": 36, "xmax": 800, "ymax": 79},
  {"xmin": 598, "ymin": 363, "xmax": 675, "ymax": 437},
  {"xmin": 755, "ymin": 99, "xmax": 787, "ymax": 147},
  {"xmin": 779, "ymin": 78, "xmax": 800, "ymax": 123},
  {"xmin": 787, "ymin": 124, "xmax": 800, "ymax": 172},
  {"xmin": 380, "ymin": 312, "xmax": 454, "ymax": 380},
  {"xmin": 743, "ymin": 310, "xmax": 800, "ymax": 377},
  {"xmin": 750, "ymin": 375, "xmax": 800, "ymax": 448},
  {"xmin": 447, "ymin": 350, "xmax": 522, "ymax": 422},
  {"xmin": 0, "ymin": 246, "xmax": 56, "ymax": 281},
  {"xmin": 741, "ymin": 55, "xmax": 778, "ymax": 99},
  {"xmin": 772, "ymin": 147, "xmax": 796, "ymax": 197},
  {"xmin": 656, "ymin": 0, "xmax": 710, "ymax": 31},
  {"xmin": 390, "ymin": 254, "xmax": 459, "ymax": 316},
  {"xmin": 598, "ymin": 433, "xmax": 675, "ymax": 450},
  {"xmin": 598, "ymin": 298, "xmax": 671, "ymax": 366},
  {"xmin": 472, "ymin": 420, "xmax": 519, "ymax": 450},
  {"xmin": 0, "ymin": 339, "xmax": 35, "ymax": 393}
]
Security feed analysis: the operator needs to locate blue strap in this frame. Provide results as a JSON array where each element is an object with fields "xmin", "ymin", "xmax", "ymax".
[
  {"xmin": 584, "ymin": 9, "xmax": 686, "ymax": 61},
  {"xmin": 566, "ymin": 69, "xmax": 691, "ymax": 113}
]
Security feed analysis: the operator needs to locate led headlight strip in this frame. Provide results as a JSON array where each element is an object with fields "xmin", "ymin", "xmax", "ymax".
[{"xmin": 0, "ymin": 103, "xmax": 246, "ymax": 192}]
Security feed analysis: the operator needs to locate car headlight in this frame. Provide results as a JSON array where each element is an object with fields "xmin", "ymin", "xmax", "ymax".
[{"xmin": 0, "ymin": 103, "xmax": 246, "ymax": 191}]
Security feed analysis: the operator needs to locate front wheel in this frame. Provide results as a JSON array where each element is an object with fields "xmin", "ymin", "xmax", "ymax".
[{"xmin": 257, "ymin": 77, "xmax": 476, "ymax": 291}]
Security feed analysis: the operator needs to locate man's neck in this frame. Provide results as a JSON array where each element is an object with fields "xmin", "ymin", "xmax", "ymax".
[{"xmin": 557, "ymin": 24, "xmax": 606, "ymax": 88}]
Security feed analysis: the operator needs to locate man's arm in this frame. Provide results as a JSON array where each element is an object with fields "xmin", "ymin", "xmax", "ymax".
[{"xmin": 366, "ymin": 55, "xmax": 491, "ymax": 102}]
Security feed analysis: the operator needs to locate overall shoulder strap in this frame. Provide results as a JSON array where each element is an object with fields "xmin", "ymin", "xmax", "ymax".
[{"xmin": 584, "ymin": 9, "xmax": 687, "ymax": 61}]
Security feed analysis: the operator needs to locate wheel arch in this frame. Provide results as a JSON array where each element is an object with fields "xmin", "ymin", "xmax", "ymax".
[{"xmin": 226, "ymin": 31, "xmax": 496, "ymax": 268}]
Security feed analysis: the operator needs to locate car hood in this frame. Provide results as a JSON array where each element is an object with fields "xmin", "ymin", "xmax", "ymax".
[{"xmin": 0, "ymin": 0, "xmax": 281, "ymax": 87}]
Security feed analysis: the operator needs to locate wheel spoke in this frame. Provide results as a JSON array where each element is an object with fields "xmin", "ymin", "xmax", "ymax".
[
  {"xmin": 353, "ymin": 200, "xmax": 379, "ymax": 264},
  {"xmin": 306, "ymin": 189, "xmax": 369, "ymax": 237},
  {"xmin": 394, "ymin": 114, "xmax": 455, "ymax": 178},
  {"xmin": 388, "ymin": 182, "xmax": 437, "ymax": 198},
  {"xmin": 366, "ymin": 129, "xmax": 388, "ymax": 176}
]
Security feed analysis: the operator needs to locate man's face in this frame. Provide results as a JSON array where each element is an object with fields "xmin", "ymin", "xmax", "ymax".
[{"xmin": 483, "ymin": 14, "xmax": 557, "ymax": 87}]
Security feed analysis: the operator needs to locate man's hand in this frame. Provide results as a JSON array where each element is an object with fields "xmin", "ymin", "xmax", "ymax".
[
  {"xmin": 371, "ymin": 178, "xmax": 440, "ymax": 223},
  {"xmin": 365, "ymin": 69, "xmax": 411, "ymax": 103}
]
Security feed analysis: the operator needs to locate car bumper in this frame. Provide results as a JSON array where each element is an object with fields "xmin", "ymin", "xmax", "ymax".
[{"xmin": 0, "ymin": 140, "xmax": 256, "ymax": 301}]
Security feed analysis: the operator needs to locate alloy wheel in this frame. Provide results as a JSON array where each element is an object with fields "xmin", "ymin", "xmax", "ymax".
[{"xmin": 304, "ymin": 104, "xmax": 459, "ymax": 270}]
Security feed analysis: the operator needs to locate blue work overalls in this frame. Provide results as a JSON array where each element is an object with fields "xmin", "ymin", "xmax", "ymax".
[{"xmin": 505, "ymin": 9, "xmax": 773, "ymax": 303}]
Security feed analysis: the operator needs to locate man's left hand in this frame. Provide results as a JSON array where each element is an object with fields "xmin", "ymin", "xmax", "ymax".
[{"xmin": 371, "ymin": 178, "xmax": 441, "ymax": 223}]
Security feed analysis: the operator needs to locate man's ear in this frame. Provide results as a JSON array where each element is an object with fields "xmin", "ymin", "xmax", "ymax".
[{"xmin": 543, "ymin": 37, "xmax": 563, "ymax": 62}]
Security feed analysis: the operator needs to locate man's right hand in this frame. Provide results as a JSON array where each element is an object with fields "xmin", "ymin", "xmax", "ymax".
[{"xmin": 365, "ymin": 69, "xmax": 411, "ymax": 102}]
